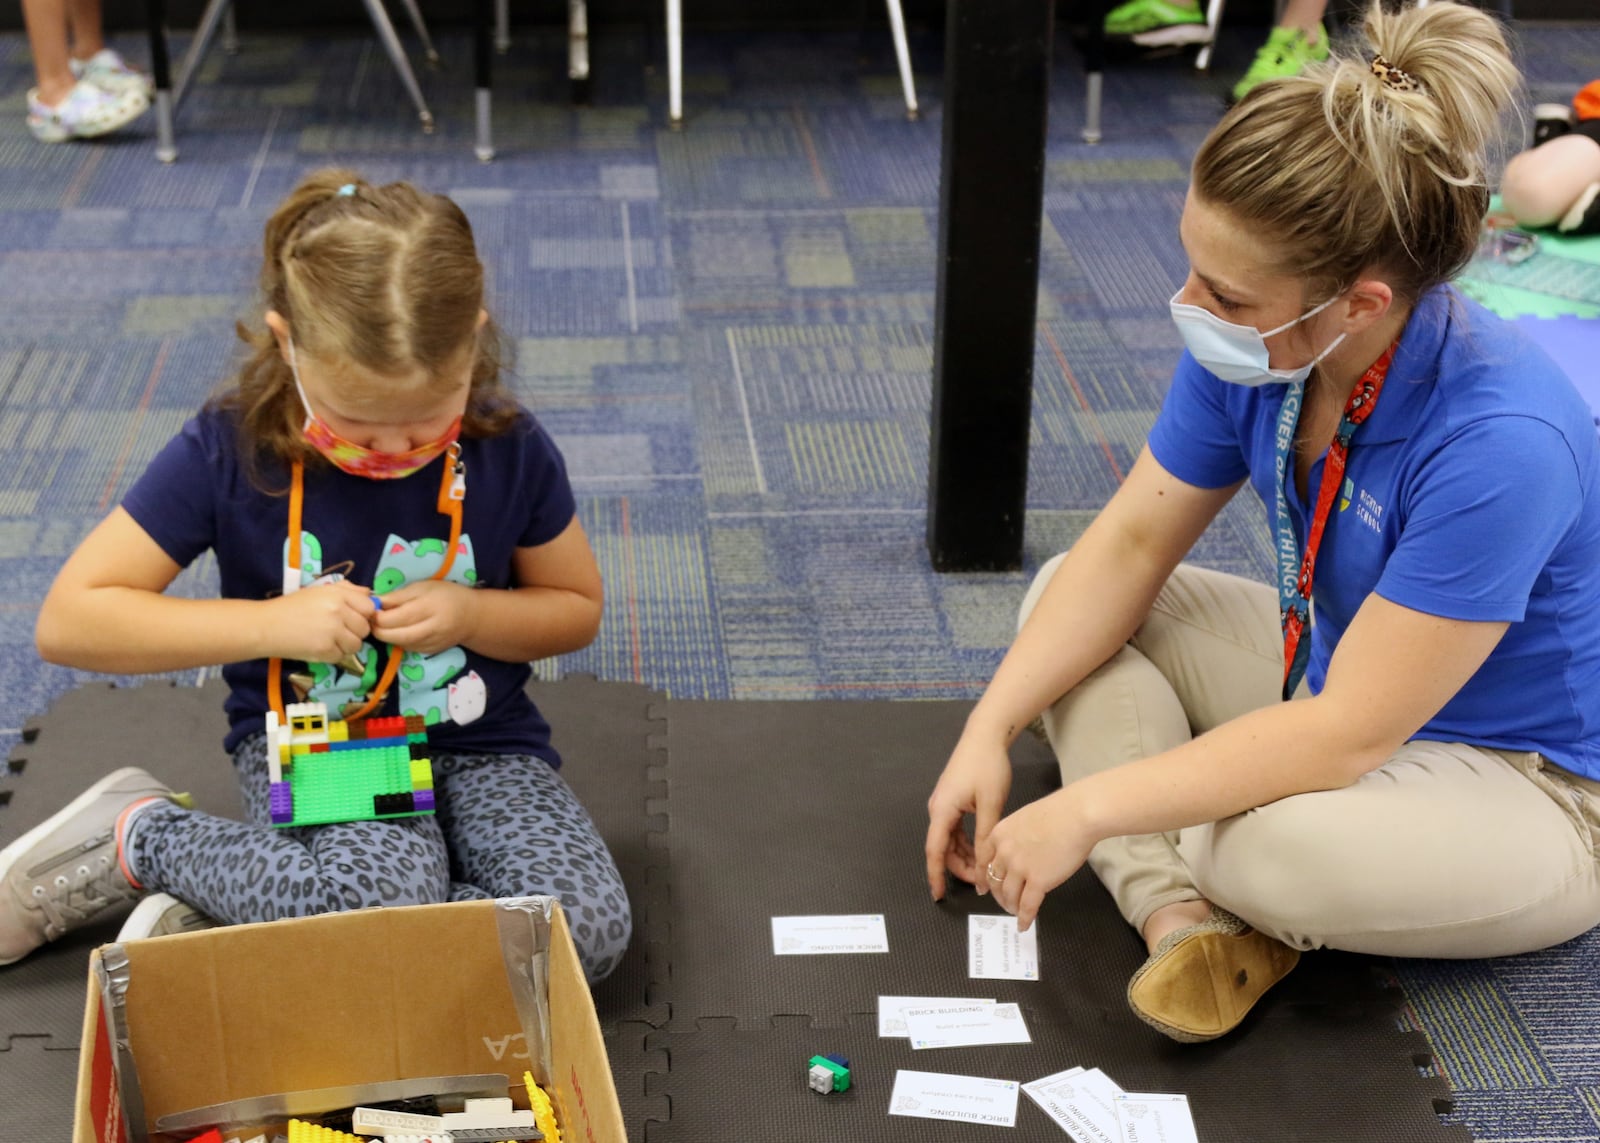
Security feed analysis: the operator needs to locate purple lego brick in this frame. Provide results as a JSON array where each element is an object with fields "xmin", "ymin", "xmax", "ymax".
[
  {"xmin": 268, "ymin": 781, "xmax": 294, "ymax": 824},
  {"xmin": 413, "ymin": 788, "xmax": 435, "ymax": 812}
]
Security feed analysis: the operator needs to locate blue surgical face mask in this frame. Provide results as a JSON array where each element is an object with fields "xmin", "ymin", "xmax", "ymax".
[{"xmin": 1168, "ymin": 289, "xmax": 1346, "ymax": 387}]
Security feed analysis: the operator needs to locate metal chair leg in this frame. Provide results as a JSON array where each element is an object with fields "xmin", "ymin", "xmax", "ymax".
[
  {"xmin": 1195, "ymin": 0, "xmax": 1225, "ymax": 70},
  {"xmin": 666, "ymin": 0, "xmax": 682, "ymax": 126},
  {"xmin": 392, "ymin": 0, "xmax": 441, "ymax": 68},
  {"xmin": 146, "ymin": 0, "xmax": 177, "ymax": 160},
  {"xmin": 495, "ymin": 0, "xmax": 510, "ymax": 54},
  {"xmin": 569, "ymin": 0, "xmax": 591, "ymax": 103},
  {"xmin": 476, "ymin": 0, "xmax": 494, "ymax": 159},
  {"xmin": 1083, "ymin": 71, "xmax": 1103, "ymax": 144},
  {"xmin": 171, "ymin": 0, "xmax": 233, "ymax": 111},
  {"xmin": 357, "ymin": 0, "xmax": 434, "ymax": 132},
  {"xmin": 222, "ymin": 5, "xmax": 239, "ymax": 53},
  {"xmin": 884, "ymin": 0, "xmax": 918, "ymax": 119}
]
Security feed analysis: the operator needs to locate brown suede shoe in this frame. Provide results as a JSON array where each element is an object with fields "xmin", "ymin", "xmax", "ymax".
[{"xmin": 1126, "ymin": 906, "xmax": 1301, "ymax": 1043}]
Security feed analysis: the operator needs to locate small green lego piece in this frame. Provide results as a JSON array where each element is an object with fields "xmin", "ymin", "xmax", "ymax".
[{"xmin": 807, "ymin": 1054, "xmax": 850, "ymax": 1092}]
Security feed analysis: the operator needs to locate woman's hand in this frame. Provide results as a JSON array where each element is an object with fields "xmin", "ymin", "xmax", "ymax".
[
  {"xmin": 261, "ymin": 580, "xmax": 376, "ymax": 664},
  {"xmin": 980, "ymin": 788, "xmax": 1096, "ymax": 932},
  {"xmin": 924, "ymin": 733, "xmax": 1013, "ymax": 902},
  {"xmin": 371, "ymin": 580, "xmax": 482, "ymax": 654}
]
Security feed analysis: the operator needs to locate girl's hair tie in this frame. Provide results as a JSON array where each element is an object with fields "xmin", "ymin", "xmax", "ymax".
[
  {"xmin": 336, "ymin": 183, "xmax": 358, "ymax": 197},
  {"xmin": 1369, "ymin": 54, "xmax": 1423, "ymax": 94}
]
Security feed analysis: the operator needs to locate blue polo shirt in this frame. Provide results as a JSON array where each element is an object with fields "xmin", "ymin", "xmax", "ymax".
[{"xmin": 1148, "ymin": 286, "xmax": 1600, "ymax": 779}]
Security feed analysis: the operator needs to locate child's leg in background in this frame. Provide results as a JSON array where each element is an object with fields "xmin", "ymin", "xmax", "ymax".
[
  {"xmin": 66, "ymin": 0, "xmax": 107, "ymax": 59},
  {"xmin": 1503, "ymin": 128, "xmax": 1600, "ymax": 230},
  {"xmin": 21, "ymin": 0, "xmax": 74, "ymax": 102},
  {"xmin": 126, "ymin": 734, "xmax": 453, "ymax": 920},
  {"xmin": 432, "ymin": 752, "xmax": 632, "ymax": 983}
]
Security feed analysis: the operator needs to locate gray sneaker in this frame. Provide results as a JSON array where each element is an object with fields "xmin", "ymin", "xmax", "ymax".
[
  {"xmin": 0, "ymin": 767, "xmax": 179, "ymax": 966},
  {"xmin": 116, "ymin": 892, "xmax": 217, "ymax": 942}
]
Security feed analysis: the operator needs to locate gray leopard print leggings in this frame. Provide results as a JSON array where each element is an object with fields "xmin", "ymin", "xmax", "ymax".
[{"xmin": 125, "ymin": 734, "xmax": 631, "ymax": 982}]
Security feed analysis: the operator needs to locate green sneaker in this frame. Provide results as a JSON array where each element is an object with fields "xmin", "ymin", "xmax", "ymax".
[
  {"xmin": 1231, "ymin": 23, "xmax": 1330, "ymax": 103},
  {"xmin": 1105, "ymin": 0, "xmax": 1210, "ymax": 47}
]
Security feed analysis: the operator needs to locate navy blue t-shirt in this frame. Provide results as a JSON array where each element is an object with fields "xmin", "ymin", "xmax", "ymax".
[
  {"xmin": 1148, "ymin": 286, "xmax": 1600, "ymax": 779},
  {"xmin": 122, "ymin": 406, "xmax": 577, "ymax": 762}
]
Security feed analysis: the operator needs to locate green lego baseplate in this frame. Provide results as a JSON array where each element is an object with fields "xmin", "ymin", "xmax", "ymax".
[{"xmin": 267, "ymin": 706, "xmax": 436, "ymax": 828}]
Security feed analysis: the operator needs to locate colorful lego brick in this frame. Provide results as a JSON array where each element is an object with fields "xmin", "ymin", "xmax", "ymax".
[
  {"xmin": 409, "ymin": 759, "xmax": 433, "ymax": 788},
  {"xmin": 188, "ymin": 1131, "xmax": 224, "ymax": 1143},
  {"xmin": 378, "ymin": 1135, "xmax": 454, "ymax": 1143},
  {"xmin": 372, "ymin": 792, "xmax": 416, "ymax": 815},
  {"xmin": 328, "ymin": 719, "xmax": 349, "ymax": 742},
  {"xmin": 329, "ymin": 735, "xmax": 406, "ymax": 753},
  {"xmin": 287, "ymin": 1120, "xmax": 363, "ymax": 1143},
  {"xmin": 351, "ymin": 1106, "xmax": 444, "ymax": 1135},
  {"xmin": 286, "ymin": 702, "xmax": 332, "ymax": 744},
  {"xmin": 404, "ymin": 714, "xmax": 428, "ymax": 735},
  {"xmin": 268, "ymin": 782, "xmax": 294, "ymax": 824},
  {"xmin": 807, "ymin": 1054, "xmax": 851, "ymax": 1092},
  {"xmin": 524, "ymin": 1071, "xmax": 561, "ymax": 1143},
  {"xmin": 413, "ymin": 788, "xmax": 436, "ymax": 812}
]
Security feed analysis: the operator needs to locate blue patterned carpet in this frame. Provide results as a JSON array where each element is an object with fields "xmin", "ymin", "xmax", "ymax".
[{"xmin": 2, "ymin": 15, "xmax": 1599, "ymax": 1140}]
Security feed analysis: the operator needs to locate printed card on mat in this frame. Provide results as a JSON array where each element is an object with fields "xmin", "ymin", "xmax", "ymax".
[
  {"xmin": 1114, "ymin": 1092, "xmax": 1200, "ymax": 1143},
  {"xmin": 889, "ymin": 1070, "xmax": 1020, "ymax": 1127},
  {"xmin": 770, "ymin": 914, "xmax": 889, "ymax": 954},
  {"xmin": 968, "ymin": 913, "xmax": 1040, "ymax": 979},
  {"xmin": 1024, "ymin": 1066, "xmax": 1125, "ymax": 1143},
  {"xmin": 903, "ymin": 1001, "xmax": 1031, "ymax": 1049},
  {"xmin": 878, "ymin": 996, "xmax": 996, "ymax": 1038}
]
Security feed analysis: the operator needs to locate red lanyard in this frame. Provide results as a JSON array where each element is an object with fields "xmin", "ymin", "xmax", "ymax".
[{"xmin": 1278, "ymin": 342, "xmax": 1397, "ymax": 698}]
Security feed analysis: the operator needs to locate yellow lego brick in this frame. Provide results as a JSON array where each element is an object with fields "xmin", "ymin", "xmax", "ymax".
[
  {"xmin": 524, "ymin": 1071, "xmax": 562, "ymax": 1143},
  {"xmin": 410, "ymin": 759, "xmax": 433, "ymax": 787},
  {"xmin": 328, "ymin": 720, "xmax": 349, "ymax": 742},
  {"xmin": 287, "ymin": 1120, "xmax": 362, "ymax": 1143}
]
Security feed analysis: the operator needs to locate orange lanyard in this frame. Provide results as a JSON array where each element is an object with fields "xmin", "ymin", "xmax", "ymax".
[{"xmin": 267, "ymin": 443, "xmax": 466, "ymax": 721}]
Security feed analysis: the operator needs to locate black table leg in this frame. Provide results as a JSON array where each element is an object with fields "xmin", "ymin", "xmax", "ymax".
[{"xmin": 926, "ymin": 0, "xmax": 1056, "ymax": 572}]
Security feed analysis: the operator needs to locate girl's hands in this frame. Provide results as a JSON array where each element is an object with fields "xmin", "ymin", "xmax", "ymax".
[
  {"xmin": 371, "ymin": 580, "xmax": 482, "ymax": 655},
  {"xmin": 262, "ymin": 580, "xmax": 376, "ymax": 664},
  {"xmin": 979, "ymin": 789, "xmax": 1096, "ymax": 933},
  {"xmin": 924, "ymin": 733, "xmax": 1013, "ymax": 902}
]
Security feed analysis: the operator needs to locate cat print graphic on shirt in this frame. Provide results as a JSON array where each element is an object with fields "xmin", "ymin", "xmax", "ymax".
[{"xmin": 285, "ymin": 531, "xmax": 487, "ymax": 726}]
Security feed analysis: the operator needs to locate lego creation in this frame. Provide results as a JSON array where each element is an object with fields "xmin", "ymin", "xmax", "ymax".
[
  {"xmin": 266, "ymin": 702, "xmax": 435, "ymax": 828},
  {"xmin": 806, "ymin": 1054, "xmax": 851, "ymax": 1093}
]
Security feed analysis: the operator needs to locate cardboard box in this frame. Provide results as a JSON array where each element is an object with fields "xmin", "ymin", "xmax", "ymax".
[{"xmin": 72, "ymin": 899, "xmax": 624, "ymax": 1143}]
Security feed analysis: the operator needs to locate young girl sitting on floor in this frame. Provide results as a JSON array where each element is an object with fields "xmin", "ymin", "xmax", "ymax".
[{"xmin": 0, "ymin": 169, "xmax": 631, "ymax": 982}]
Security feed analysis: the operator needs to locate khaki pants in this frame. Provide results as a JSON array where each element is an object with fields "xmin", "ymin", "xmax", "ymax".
[{"xmin": 1022, "ymin": 555, "xmax": 1600, "ymax": 957}]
